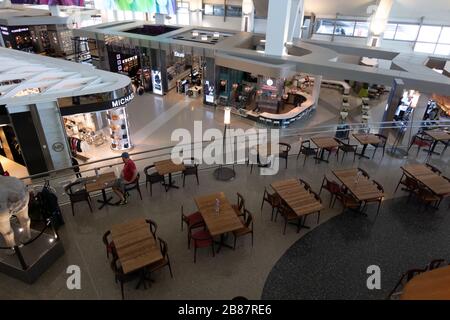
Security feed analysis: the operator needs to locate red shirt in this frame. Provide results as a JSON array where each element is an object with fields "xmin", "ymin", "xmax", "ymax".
[{"xmin": 122, "ymin": 159, "xmax": 136, "ymax": 182}]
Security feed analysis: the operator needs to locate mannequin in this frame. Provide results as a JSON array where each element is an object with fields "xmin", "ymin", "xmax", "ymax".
[{"xmin": 0, "ymin": 176, "xmax": 30, "ymax": 248}]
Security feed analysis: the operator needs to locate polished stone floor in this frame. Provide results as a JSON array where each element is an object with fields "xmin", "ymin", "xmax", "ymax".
[{"xmin": 0, "ymin": 137, "xmax": 448, "ymax": 299}]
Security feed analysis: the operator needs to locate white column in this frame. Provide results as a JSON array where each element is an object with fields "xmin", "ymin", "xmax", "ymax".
[
  {"xmin": 265, "ymin": 0, "xmax": 291, "ymax": 56},
  {"xmin": 241, "ymin": 0, "xmax": 255, "ymax": 32},
  {"xmin": 287, "ymin": 0, "xmax": 304, "ymax": 42},
  {"xmin": 367, "ymin": 0, "xmax": 393, "ymax": 47},
  {"xmin": 311, "ymin": 75, "xmax": 322, "ymax": 109},
  {"xmin": 189, "ymin": 0, "xmax": 203, "ymax": 27},
  {"xmin": 48, "ymin": 5, "xmax": 61, "ymax": 16}
]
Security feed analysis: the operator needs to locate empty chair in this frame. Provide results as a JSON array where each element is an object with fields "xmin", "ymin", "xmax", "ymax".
[
  {"xmin": 278, "ymin": 142, "xmax": 291, "ymax": 169},
  {"xmin": 413, "ymin": 182, "xmax": 441, "ymax": 211},
  {"xmin": 299, "ymin": 178, "xmax": 312, "ymax": 192},
  {"xmin": 110, "ymin": 256, "xmax": 140, "ymax": 300},
  {"xmin": 102, "ymin": 230, "xmax": 116, "ymax": 259},
  {"xmin": 124, "ymin": 173, "xmax": 143, "ymax": 200},
  {"xmin": 425, "ymin": 163, "xmax": 442, "ymax": 175},
  {"xmin": 143, "ymin": 165, "xmax": 165, "ymax": 196},
  {"xmin": 407, "ymin": 134, "xmax": 432, "ymax": 155},
  {"xmin": 145, "ymin": 219, "xmax": 158, "ymax": 239},
  {"xmin": 64, "ymin": 181, "xmax": 92, "ymax": 216},
  {"xmin": 232, "ymin": 192, "xmax": 246, "ymax": 218},
  {"xmin": 371, "ymin": 134, "xmax": 387, "ymax": 159},
  {"xmin": 232, "ymin": 209, "xmax": 254, "ymax": 249},
  {"xmin": 318, "ymin": 175, "xmax": 342, "ymax": 207},
  {"xmin": 336, "ymin": 138, "xmax": 358, "ymax": 163},
  {"xmin": 261, "ymin": 187, "xmax": 280, "ymax": 221},
  {"xmin": 357, "ymin": 167, "xmax": 370, "ymax": 179},
  {"xmin": 333, "ymin": 191, "xmax": 362, "ymax": 214},
  {"xmin": 297, "ymin": 139, "xmax": 318, "ymax": 166},
  {"xmin": 181, "ymin": 205, "xmax": 205, "ymax": 248},
  {"xmin": 147, "ymin": 237, "xmax": 173, "ymax": 279},
  {"xmin": 275, "ymin": 203, "xmax": 302, "ymax": 235},
  {"xmin": 189, "ymin": 226, "xmax": 214, "ymax": 263},
  {"xmin": 361, "ymin": 180, "xmax": 384, "ymax": 219},
  {"xmin": 182, "ymin": 157, "xmax": 200, "ymax": 186},
  {"xmin": 394, "ymin": 172, "xmax": 419, "ymax": 194},
  {"xmin": 304, "ymin": 191, "xmax": 322, "ymax": 225}
]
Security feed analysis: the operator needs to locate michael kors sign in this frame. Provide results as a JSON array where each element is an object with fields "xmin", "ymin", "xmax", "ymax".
[{"xmin": 111, "ymin": 93, "xmax": 134, "ymax": 108}]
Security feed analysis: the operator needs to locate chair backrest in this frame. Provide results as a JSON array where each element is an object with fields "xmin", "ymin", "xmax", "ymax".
[
  {"xmin": 144, "ymin": 165, "xmax": 156, "ymax": 175},
  {"xmin": 375, "ymin": 134, "xmax": 387, "ymax": 145},
  {"xmin": 110, "ymin": 255, "xmax": 123, "ymax": 275},
  {"xmin": 158, "ymin": 237, "xmax": 168, "ymax": 258},
  {"xmin": 64, "ymin": 181, "xmax": 88, "ymax": 201},
  {"xmin": 145, "ymin": 219, "xmax": 157, "ymax": 238},
  {"xmin": 428, "ymin": 259, "xmax": 446, "ymax": 270},
  {"xmin": 357, "ymin": 167, "xmax": 370, "ymax": 178},
  {"xmin": 127, "ymin": 173, "xmax": 140, "ymax": 187},
  {"xmin": 372, "ymin": 180, "xmax": 384, "ymax": 194},
  {"xmin": 237, "ymin": 192, "xmax": 245, "ymax": 211},
  {"xmin": 102, "ymin": 230, "xmax": 111, "ymax": 247},
  {"xmin": 324, "ymin": 176, "xmax": 341, "ymax": 194},
  {"xmin": 183, "ymin": 157, "xmax": 199, "ymax": 167},
  {"xmin": 425, "ymin": 163, "xmax": 441, "ymax": 175},
  {"xmin": 404, "ymin": 175, "xmax": 419, "ymax": 189},
  {"xmin": 311, "ymin": 191, "xmax": 322, "ymax": 203},
  {"xmin": 279, "ymin": 142, "xmax": 291, "ymax": 152},
  {"xmin": 299, "ymin": 178, "xmax": 312, "ymax": 191},
  {"xmin": 301, "ymin": 139, "xmax": 311, "ymax": 149}
]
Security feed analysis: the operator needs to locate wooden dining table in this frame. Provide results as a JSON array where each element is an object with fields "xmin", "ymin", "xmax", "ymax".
[
  {"xmin": 194, "ymin": 192, "xmax": 243, "ymax": 252},
  {"xmin": 401, "ymin": 265, "xmax": 450, "ymax": 300},
  {"xmin": 85, "ymin": 172, "xmax": 117, "ymax": 209},
  {"xmin": 154, "ymin": 159, "xmax": 185, "ymax": 191},
  {"xmin": 111, "ymin": 218, "xmax": 163, "ymax": 288},
  {"xmin": 333, "ymin": 168, "xmax": 385, "ymax": 201},
  {"xmin": 271, "ymin": 178, "xmax": 323, "ymax": 229},
  {"xmin": 401, "ymin": 164, "xmax": 450, "ymax": 196},
  {"xmin": 423, "ymin": 130, "xmax": 450, "ymax": 156},
  {"xmin": 353, "ymin": 133, "xmax": 381, "ymax": 159},
  {"xmin": 311, "ymin": 137, "xmax": 339, "ymax": 163}
]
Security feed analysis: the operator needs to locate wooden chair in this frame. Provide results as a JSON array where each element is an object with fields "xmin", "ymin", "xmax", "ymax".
[
  {"xmin": 413, "ymin": 182, "xmax": 441, "ymax": 211},
  {"xmin": 304, "ymin": 191, "xmax": 322, "ymax": 225},
  {"xmin": 425, "ymin": 163, "xmax": 442, "ymax": 175},
  {"xmin": 110, "ymin": 256, "xmax": 140, "ymax": 300},
  {"xmin": 394, "ymin": 172, "xmax": 419, "ymax": 194},
  {"xmin": 278, "ymin": 142, "xmax": 291, "ymax": 169},
  {"xmin": 260, "ymin": 187, "xmax": 280, "ymax": 221},
  {"xmin": 182, "ymin": 157, "xmax": 200, "ymax": 186},
  {"xmin": 124, "ymin": 173, "xmax": 143, "ymax": 200},
  {"xmin": 145, "ymin": 219, "xmax": 158, "ymax": 239},
  {"xmin": 233, "ymin": 209, "xmax": 254, "ymax": 249},
  {"xmin": 371, "ymin": 134, "xmax": 387, "ymax": 159},
  {"xmin": 299, "ymin": 178, "xmax": 312, "ymax": 192},
  {"xmin": 64, "ymin": 181, "xmax": 92, "ymax": 216},
  {"xmin": 232, "ymin": 192, "xmax": 246, "ymax": 219},
  {"xmin": 297, "ymin": 139, "xmax": 318, "ymax": 166},
  {"xmin": 407, "ymin": 134, "xmax": 432, "ymax": 155},
  {"xmin": 147, "ymin": 237, "xmax": 173, "ymax": 278},
  {"xmin": 181, "ymin": 205, "xmax": 205, "ymax": 248},
  {"xmin": 336, "ymin": 138, "xmax": 358, "ymax": 163},
  {"xmin": 361, "ymin": 180, "xmax": 384, "ymax": 219},
  {"xmin": 190, "ymin": 227, "xmax": 214, "ymax": 263},
  {"xmin": 102, "ymin": 230, "xmax": 116, "ymax": 259},
  {"xmin": 318, "ymin": 175, "xmax": 342, "ymax": 207},
  {"xmin": 143, "ymin": 165, "xmax": 165, "ymax": 196},
  {"xmin": 275, "ymin": 203, "xmax": 302, "ymax": 235},
  {"xmin": 333, "ymin": 192, "xmax": 362, "ymax": 214}
]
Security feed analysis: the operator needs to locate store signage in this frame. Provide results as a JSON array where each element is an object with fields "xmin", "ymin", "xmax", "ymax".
[
  {"xmin": 151, "ymin": 70, "xmax": 163, "ymax": 95},
  {"xmin": 0, "ymin": 26, "xmax": 8, "ymax": 36},
  {"xmin": 52, "ymin": 142, "xmax": 64, "ymax": 152},
  {"xmin": 11, "ymin": 27, "xmax": 29, "ymax": 33},
  {"xmin": 174, "ymin": 51, "xmax": 185, "ymax": 58},
  {"xmin": 206, "ymin": 95, "xmax": 215, "ymax": 103},
  {"xmin": 111, "ymin": 93, "xmax": 135, "ymax": 108}
]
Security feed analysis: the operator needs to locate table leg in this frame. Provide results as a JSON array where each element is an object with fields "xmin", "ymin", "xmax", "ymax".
[
  {"xmin": 314, "ymin": 148, "xmax": 328, "ymax": 163},
  {"xmin": 97, "ymin": 189, "xmax": 114, "ymax": 209},
  {"xmin": 423, "ymin": 140, "xmax": 440, "ymax": 156},
  {"xmin": 135, "ymin": 268, "xmax": 154, "ymax": 290},
  {"xmin": 162, "ymin": 173, "xmax": 179, "ymax": 191},
  {"xmin": 357, "ymin": 144, "xmax": 371, "ymax": 159},
  {"xmin": 215, "ymin": 233, "xmax": 234, "ymax": 253}
]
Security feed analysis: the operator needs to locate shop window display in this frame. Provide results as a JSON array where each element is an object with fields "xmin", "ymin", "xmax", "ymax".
[{"xmin": 107, "ymin": 107, "xmax": 132, "ymax": 151}]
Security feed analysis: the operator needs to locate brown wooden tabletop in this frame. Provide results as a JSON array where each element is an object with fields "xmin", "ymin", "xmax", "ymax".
[
  {"xmin": 353, "ymin": 133, "xmax": 381, "ymax": 145},
  {"xmin": 401, "ymin": 164, "xmax": 450, "ymax": 196},
  {"xmin": 154, "ymin": 159, "xmax": 185, "ymax": 176},
  {"xmin": 333, "ymin": 168, "xmax": 384, "ymax": 201},
  {"xmin": 424, "ymin": 130, "xmax": 450, "ymax": 142},
  {"xmin": 194, "ymin": 192, "xmax": 243, "ymax": 237},
  {"xmin": 401, "ymin": 265, "xmax": 450, "ymax": 300},
  {"xmin": 271, "ymin": 179, "xmax": 323, "ymax": 216},
  {"xmin": 111, "ymin": 218, "xmax": 163, "ymax": 274},
  {"xmin": 85, "ymin": 172, "xmax": 117, "ymax": 193},
  {"xmin": 311, "ymin": 137, "xmax": 340, "ymax": 149}
]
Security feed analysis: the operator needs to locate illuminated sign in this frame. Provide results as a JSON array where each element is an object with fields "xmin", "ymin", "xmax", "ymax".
[
  {"xmin": 151, "ymin": 70, "xmax": 163, "ymax": 95},
  {"xmin": 111, "ymin": 92, "xmax": 134, "ymax": 108},
  {"xmin": 173, "ymin": 51, "xmax": 185, "ymax": 58}
]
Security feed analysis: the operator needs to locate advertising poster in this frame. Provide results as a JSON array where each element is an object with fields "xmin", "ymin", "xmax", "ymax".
[
  {"xmin": 151, "ymin": 69, "xmax": 163, "ymax": 95},
  {"xmin": 105, "ymin": 0, "xmax": 176, "ymax": 14},
  {"xmin": 11, "ymin": 0, "xmax": 85, "ymax": 4}
]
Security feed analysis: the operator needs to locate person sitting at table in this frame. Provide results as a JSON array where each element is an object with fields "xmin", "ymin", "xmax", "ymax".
[{"xmin": 112, "ymin": 152, "xmax": 137, "ymax": 205}]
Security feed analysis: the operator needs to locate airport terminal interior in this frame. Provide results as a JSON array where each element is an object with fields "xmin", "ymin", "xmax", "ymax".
[{"xmin": 0, "ymin": 0, "xmax": 449, "ymax": 300}]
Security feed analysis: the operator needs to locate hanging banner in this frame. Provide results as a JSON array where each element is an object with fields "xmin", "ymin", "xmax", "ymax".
[{"xmin": 104, "ymin": 0, "xmax": 176, "ymax": 14}]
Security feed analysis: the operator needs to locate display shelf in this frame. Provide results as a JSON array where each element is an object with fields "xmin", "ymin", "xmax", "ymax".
[{"xmin": 107, "ymin": 107, "xmax": 132, "ymax": 151}]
